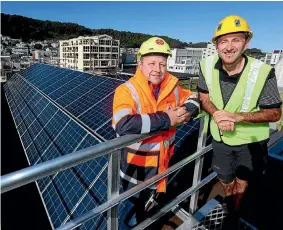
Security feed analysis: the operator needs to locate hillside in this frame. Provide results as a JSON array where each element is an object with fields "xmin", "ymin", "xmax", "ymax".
[
  {"xmin": 1, "ymin": 13, "xmax": 266, "ymax": 57},
  {"xmin": 1, "ymin": 13, "xmax": 188, "ymax": 48}
]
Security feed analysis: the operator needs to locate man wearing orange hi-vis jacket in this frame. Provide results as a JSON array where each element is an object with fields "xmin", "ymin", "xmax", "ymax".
[{"xmin": 112, "ymin": 37, "xmax": 201, "ymax": 228}]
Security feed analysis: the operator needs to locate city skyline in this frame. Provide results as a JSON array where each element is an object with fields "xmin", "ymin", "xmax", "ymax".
[{"xmin": 2, "ymin": 1, "xmax": 283, "ymax": 52}]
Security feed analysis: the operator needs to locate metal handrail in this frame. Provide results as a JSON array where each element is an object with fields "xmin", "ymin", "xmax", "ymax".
[
  {"xmin": 57, "ymin": 144, "xmax": 212, "ymax": 230},
  {"xmin": 1, "ymin": 132, "xmax": 157, "ymax": 193},
  {"xmin": 1, "ymin": 116, "xmax": 211, "ymax": 230},
  {"xmin": 133, "ymin": 172, "xmax": 217, "ymax": 230}
]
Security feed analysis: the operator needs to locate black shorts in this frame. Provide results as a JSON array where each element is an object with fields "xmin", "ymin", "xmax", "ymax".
[{"xmin": 211, "ymin": 139, "xmax": 269, "ymax": 183}]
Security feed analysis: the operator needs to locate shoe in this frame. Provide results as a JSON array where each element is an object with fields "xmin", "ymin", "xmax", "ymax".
[
  {"xmin": 222, "ymin": 214, "xmax": 239, "ymax": 230},
  {"xmin": 221, "ymin": 196, "xmax": 240, "ymax": 230},
  {"xmin": 222, "ymin": 196, "xmax": 235, "ymax": 216}
]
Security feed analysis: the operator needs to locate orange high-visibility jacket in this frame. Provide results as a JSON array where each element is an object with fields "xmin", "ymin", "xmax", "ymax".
[{"xmin": 112, "ymin": 68, "xmax": 199, "ymax": 192}]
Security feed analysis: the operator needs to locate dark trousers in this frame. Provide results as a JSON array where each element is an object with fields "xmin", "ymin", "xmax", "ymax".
[{"xmin": 119, "ymin": 183, "xmax": 155, "ymax": 229}]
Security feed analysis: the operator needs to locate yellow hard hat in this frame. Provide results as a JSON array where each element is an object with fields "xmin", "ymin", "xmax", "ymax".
[
  {"xmin": 137, "ymin": 37, "xmax": 172, "ymax": 61},
  {"xmin": 212, "ymin": 15, "xmax": 253, "ymax": 44}
]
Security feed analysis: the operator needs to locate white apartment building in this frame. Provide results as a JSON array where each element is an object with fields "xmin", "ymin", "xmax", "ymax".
[
  {"xmin": 59, "ymin": 35, "xmax": 120, "ymax": 72},
  {"xmin": 275, "ymin": 57, "xmax": 283, "ymax": 89},
  {"xmin": 264, "ymin": 50, "xmax": 283, "ymax": 66},
  {"xmin": 202, "ymin": 43, "xmax": 216, "ymax": 59},
  {"xmin": 167, "ymin": 43, "xmax": 217, "ymax": 75},
  {"xmin": 167, "ymin": 48, "xmax": 203, "ymax": 75}
]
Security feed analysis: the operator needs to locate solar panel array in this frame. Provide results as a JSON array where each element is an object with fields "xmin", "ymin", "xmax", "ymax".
[
  {"xmin": 4, "ymin": 63, "xmax": 201, "ymax": 229},
  {"xmin": 3, "ymin": 64, "xmax": 125, "ymax": 229},
  {"xmin": 18, "ymin": 64, "xmax": 123, "ymax": 140}
]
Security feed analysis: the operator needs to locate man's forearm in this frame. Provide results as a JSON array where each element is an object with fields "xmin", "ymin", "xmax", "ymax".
[
  {"xmin": 236, "ymin": 108, "xmax": 282, "ymax": 123},
  {"xmin": 200, "ymin": 97, "xmax": 218, "ymax": 116}
]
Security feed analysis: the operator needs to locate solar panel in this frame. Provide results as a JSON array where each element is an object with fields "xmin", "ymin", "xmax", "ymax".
[
  {"xmin": 54, "ymin": 77, "xmax": 107, "ymax": 108},
  {"xmin": 35, "ymin": 69, "xmax": 73, "ymax": 89},
  {"xmin": 175, "ymin": 120, "xmax": 200, "ymax": 150},
  {"xmin": 66, "ymin": 79, "xmax": 119, "ymax": 117},
  {"xmin": 96, "ymin": 120, "xmax": 117, "ymax": 140},
  {"xmin": 48, "ymin": 73, "xmax": 90, "ymax": 99},
  {"xmin": 77, "ymin": 93, "xmax": 114, "ymax": 130},
  {"xmin": 4, "ymin": 69, "xmax": 111, "ymax": 229},
  {"xmin": 4, "ymin": 63, "xmax": 206, "ymax": 229}
]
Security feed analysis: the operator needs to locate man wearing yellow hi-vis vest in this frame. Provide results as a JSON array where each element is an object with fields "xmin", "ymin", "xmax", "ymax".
[{"xmin": 198, "ymin": 15, "xmax": 282, "ymax": 223}]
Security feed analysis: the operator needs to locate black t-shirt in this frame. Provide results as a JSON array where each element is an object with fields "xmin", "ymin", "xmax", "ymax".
[{"xmin": 197, "ymin": 55, "xmax": 282, "ymax": 109}]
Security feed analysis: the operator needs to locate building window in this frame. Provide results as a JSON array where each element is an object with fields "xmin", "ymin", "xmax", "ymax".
[
  {"xmin": 113, "ymin": 40, "xmax": 119, "ymax": 46},
  {"xmin": 101, "ymin": 60, "xmax": 109, "ymax": 66},
  {"xmin": 83, "ymin": 46, "xmax": 90, "ymax": 52},
  {"xmin": 83, "ymin": 53, "xmax": 90, "ymax": 59},
  {"xmin": 99, "ymin": 40, "xmax": 106, "ymax": 45},
  {"xmin": 83, "ymin": 61, "xmax": 90, "ymax": 66},
  {"xmin": 90, "ymin": 53, "xmax": 98, "ymax": 59},
  {"xmin": 90, "ymin": 46, "xmax": 98, "ymax": 52}
]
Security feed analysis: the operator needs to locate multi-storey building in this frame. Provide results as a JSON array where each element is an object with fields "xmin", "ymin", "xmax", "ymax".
[
  {"xmin": 167, "ymin": 43, "xmax": 217, "ymax": 75},
  {"xmin": 275, "ymin": 57, "xmax": 283, "ymax": 89},
  {"xmin": 264, "ymin": 50, "xmax": 283, "ymax": 66},
  {"xmin": 167, "ymin": 48, "xmax": 203, "ymax": 75},
  {"xmin": 202, "ymin": 43, "xmax": 216, "ymax": 59},
  {"xmin": 59, "ymin": 35, "xmax": 120, "ymax": 72}
]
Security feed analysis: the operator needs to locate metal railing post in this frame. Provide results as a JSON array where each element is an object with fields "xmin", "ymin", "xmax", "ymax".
[
  {"xmin": 107, "ymin": 150, "xmax": 121, "ymax": 230},
  {"xmin": 189, "ymin": 115, "xmax": 209, "ymax": 213}
]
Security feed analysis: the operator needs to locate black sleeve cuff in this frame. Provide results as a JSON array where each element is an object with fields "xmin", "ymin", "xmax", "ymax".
[
  {"xmin": 115, "ymin": 115, "xmax": 142, "ymax": 135},
  {"xmin": 259, "ymin": 102, "xmax": 282, "ymax": 109},
  {"xmin": 197, "ymin": 87, "xmax": 209, "ymax": 93},
  {"xmin": 149, "ymin": 111, "xmax": 171, "ymax": 131},
  {"xmin": 183, "ymin": 98, "xmax": 201, "ymax": 118},
  {"xmin": 267, "ymin": 68, "xmax": 276, "ymax": 80}
]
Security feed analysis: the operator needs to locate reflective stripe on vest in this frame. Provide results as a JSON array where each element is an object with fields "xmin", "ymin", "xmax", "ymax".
[
  {"xmin": 205, "ymin": 55, "xmax": 215, "ymax": 92},
  {"xmin": 125, "ymin": 82, "xmax": 151, "ymax": 134},
  {"xmin": 240, "ymin": 60, "xmax": 264, "ymax": 112},
  {"xmin": 184, "ymin": 98, "xmax": 200, "ymax": 112},
  {"xmin": 163, "ymin": 134, "xmax": 175, "ymax": 148},
  {"xmin": 113, "ymin": 108, "xmax": 132, "ymax": 127},
  {"xmin": 120, "ymin": 169, "xmax": 156, "ymax": 189},
  {"xmin": 120, "ymin": 169, "xmax": 141, "ymax": 184},
  {"xmin": 125, "ymin": 82, "xmax": 141, "ymax": 113},
  {"xmin": 173, "ymin": 86, "xmax": 179, "ymax": 106},
  {"xmin": 128, "ymin": 142, "xmax": 160, "ymax": 151},
  {"xmin": 141, "ymin": 114, "xmax": 151, "ymax": 134},
  {"xmin": 205, "ymin": 56, "xmax": 264, "ymax": 111},
  {"xmin": 127, "ymin": 134, "xmax": 175, "ymax": 151}
]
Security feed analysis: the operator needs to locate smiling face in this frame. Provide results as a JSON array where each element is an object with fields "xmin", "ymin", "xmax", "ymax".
[
  {"xmin": 216, "ymin": 32, "xmax": 250, "ymax": 65},
  {"xmin": 138, "ymin": 55, "xmax": 167, "ymax": 85}
]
